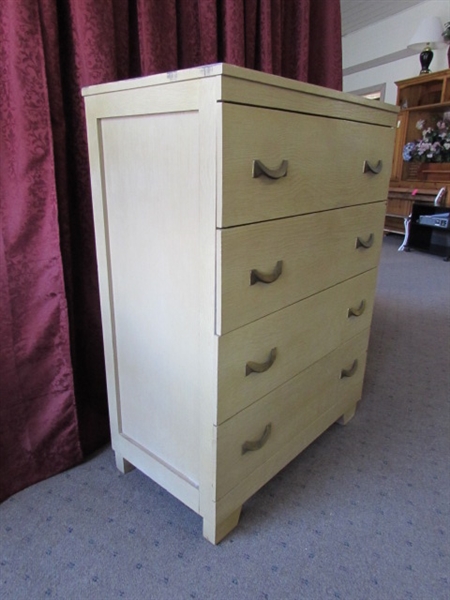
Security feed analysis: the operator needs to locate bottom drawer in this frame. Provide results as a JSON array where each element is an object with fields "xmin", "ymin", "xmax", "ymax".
[{"xmin": 215, "ymin": 330, "xmax": 370, "ymax": 502}]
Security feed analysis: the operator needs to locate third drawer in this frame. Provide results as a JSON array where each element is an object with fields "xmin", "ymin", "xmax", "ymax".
[{"xmin": 216, "ymin": 268, "xmax": 378, "ymax": 424}]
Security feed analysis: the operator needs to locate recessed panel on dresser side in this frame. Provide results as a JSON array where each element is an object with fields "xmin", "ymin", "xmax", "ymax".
[{"xmin": 91, "ymin": 106, "xmax": 207, "ymax": 505}]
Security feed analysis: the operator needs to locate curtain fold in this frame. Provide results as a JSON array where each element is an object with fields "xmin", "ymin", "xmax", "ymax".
[
  {"xmin": 0, "ymin": 0, "xmax": 342, "ymax": 502},
  {"xmin": 0, "ymin": 0, "xmax": 83, "ymax": 502}
]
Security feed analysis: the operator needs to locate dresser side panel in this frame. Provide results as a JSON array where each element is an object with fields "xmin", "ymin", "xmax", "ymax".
[{"xmin": 98, "ymin": 111, "xmax": 205, "ymax": 486}]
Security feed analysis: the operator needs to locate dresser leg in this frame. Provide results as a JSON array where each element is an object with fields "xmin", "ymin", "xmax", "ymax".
[
  {"xmin": 338, "ymin": 403, "xmax": 357, "ymax": 425},
  {"xmin": 202, "ymin": 506, "xmax": 242, "ymax": 544},
  {"xmin": 115, "ymin": 452, "xmax": 135, "ymax": 474}
]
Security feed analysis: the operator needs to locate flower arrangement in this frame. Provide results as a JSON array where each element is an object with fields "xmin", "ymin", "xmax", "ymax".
[{"xmin": 403, "ymin": 118, "xmax": 450, "ymax": 163}]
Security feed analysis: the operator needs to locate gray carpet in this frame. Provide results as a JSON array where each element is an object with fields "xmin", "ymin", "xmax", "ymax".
[{"xmin": 1, "ymin": 235, "xmax": 449, "ymax": 600}]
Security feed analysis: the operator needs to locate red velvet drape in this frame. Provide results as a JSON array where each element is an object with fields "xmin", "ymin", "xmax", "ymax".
[{"xmin": 0, "ymin": 0, "xmax": 342, "ymax": 502}]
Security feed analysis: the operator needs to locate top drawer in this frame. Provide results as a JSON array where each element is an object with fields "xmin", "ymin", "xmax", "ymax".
[{"xmin": 218, "ymin": 103, "xmax": 395, "ymax": 227}]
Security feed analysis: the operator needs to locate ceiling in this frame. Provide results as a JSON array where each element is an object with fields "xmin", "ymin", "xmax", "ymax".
[{"xmin": 341, "ymin": 0, "xmax": 427, "ymax": 36}]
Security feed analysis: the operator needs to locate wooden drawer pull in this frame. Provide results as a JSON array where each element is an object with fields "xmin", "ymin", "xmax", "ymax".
[
  {"xmin": 242, "ymin": 423, "xmax": 272, "ymax": 454},
  {"xmin": 246, "ymin": 347, "xmax": 277, "ymax": 376},
  {"xmin": 252, "ymin": 159, "xmax": 288, "ymax": 179},
  {"xmin": 340, "ymin": 359, "xmax": 358, "ymax": 379},
  {"xmin": 356, "ymin": 233, "xmax": 374, "ymax": 249},
  {"xmin": 348, "ymin": 299, "xmax": 366, "ymax": 318},
  {"xmin": 250, "ymin": 260, "xmax": 283, "ymax": 285},
  {"xmin": 363, "ymin": 159, "xmax": 383, "ymax": 174}
]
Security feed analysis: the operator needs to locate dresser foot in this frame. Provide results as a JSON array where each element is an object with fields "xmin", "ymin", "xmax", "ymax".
[
  {"xmin": 338, "ymin": 404, "xmax": 357, "ymax": 425},
  {"xmin": 115, "ymin": 452, "xmax": 135, "ymax": 474},
  {"xmin": 202, "ymin": 506, "xmax": 242, "ymax": 544}
]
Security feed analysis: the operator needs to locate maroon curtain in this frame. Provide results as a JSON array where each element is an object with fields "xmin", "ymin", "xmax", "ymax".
[{"xmin": 0, "ymin": 0, "xmax": 342, "ymax": 502}]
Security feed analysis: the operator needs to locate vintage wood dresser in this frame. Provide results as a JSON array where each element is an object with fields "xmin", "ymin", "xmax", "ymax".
[{"xmin": 82, "ymin": 64, "xmax": 398, "ymax": 543}]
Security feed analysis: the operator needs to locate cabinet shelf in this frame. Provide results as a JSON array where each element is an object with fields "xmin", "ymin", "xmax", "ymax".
[
  {"xmin": 403, "ymin": 101, "xmax": 450, "ymax": 112},
  {"xmin": 397, "ymin": 69, "xmax": 450, "ymax": 108}
]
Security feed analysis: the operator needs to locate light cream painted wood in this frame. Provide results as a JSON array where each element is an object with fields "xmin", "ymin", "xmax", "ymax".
[
  {"xmin": 114, "ymin": 433, "xmax": 200, "ymax": 513},
  {"xmin": 217, "ymin": 268, "xmax": 378, "ymax": 424},
  {"xmin": 338, "ymin": 405, "xmax": 357, "ymax": 425},
  {"xmin": 83, "ymin": 63, "xmax": 398, "ymax": 127},
  {"xmin": 216, "ymin": 330, "xmax": 369, "ymax": 501},
  {"xmin": 220, "ymin": 74, "xmax": 398, "ymax": 127},
  {"xmin": 196, "ymin": 77, "xmax": 223, "ymax": 529},
  {"xmin": 115, "ymin": 453, "xmax": 134, "ymax": 474},
  {"xmin": 219, "ymin": 104, "xmax": 394, "ymax": 227},
  {"xmin": 83, "ymin": 79, "xmax": 201, "ymax": 120},
  {"xmin": 202, "ymin": 506, "xmax": 243, "ymax": 545},
  {"xmin": 100, "ymin": 112, "xmax": 202, "ymax": 486},
  {"xmin": 83, "ymin": 64, "xmax": 397, "ymax": 544},
  {"xmin": 217, "ymin": 201, "xmax": 386, "ymax": 334},
  {"xmin": 214, "ymin": 387, "xmax": 362, "ymax": 527}
]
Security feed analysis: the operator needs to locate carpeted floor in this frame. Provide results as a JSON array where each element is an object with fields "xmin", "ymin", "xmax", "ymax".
[{"xmin": 1, "ymin": 235, "xmax": 449, "ymax": 600}]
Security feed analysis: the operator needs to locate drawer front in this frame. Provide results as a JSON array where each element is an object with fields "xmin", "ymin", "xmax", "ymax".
[
  {"xmin": 218, "ymin": 103, "xmax": 394, "ymax": 227},
  {"xmin": 217, "ymin": 201, "xmax": 385, "ymax": 334},
  {"xmin": 217, "ymin": 268, "xmax": 378, "ymax": 424},
  {"xmin": 215, "ymin": 331, "xmax": 369, "ymax": 501}
]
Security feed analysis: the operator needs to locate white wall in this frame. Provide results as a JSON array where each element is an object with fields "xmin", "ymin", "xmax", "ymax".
[{"xmin": 343, "ymin": 1, "xmax": 450, "ymax": 105}]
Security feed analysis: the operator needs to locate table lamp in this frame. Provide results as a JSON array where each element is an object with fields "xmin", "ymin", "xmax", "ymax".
[{"xmin": 407, "ymin": 16, "xmax": 445, "ymax": 74}]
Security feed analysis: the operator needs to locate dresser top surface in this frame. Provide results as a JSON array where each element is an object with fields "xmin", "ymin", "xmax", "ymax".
[{"xmin": 82, "ymin": 62, "xmax": 397, "ymax": 117}]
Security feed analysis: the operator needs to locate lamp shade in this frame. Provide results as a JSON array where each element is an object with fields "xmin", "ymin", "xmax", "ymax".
[{"xmin": 407, "ymin": 16, "xmax": 445, "ymax": 50}]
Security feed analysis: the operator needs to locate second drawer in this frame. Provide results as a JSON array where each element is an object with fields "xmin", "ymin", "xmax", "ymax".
[{"xmin": 216, "ymin": 201, "xmax": 385, "ymax": 334}]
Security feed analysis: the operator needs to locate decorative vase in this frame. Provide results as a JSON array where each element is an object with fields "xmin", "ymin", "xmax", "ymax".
[{"xmin": 419, "ymin": 45, "xmax": 434, "ymax": 73}]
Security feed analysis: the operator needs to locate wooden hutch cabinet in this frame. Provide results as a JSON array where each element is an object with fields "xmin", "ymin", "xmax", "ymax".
[{"xmin": 386, "ymin": 69, "xmax": 450, "ymax": 240}]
